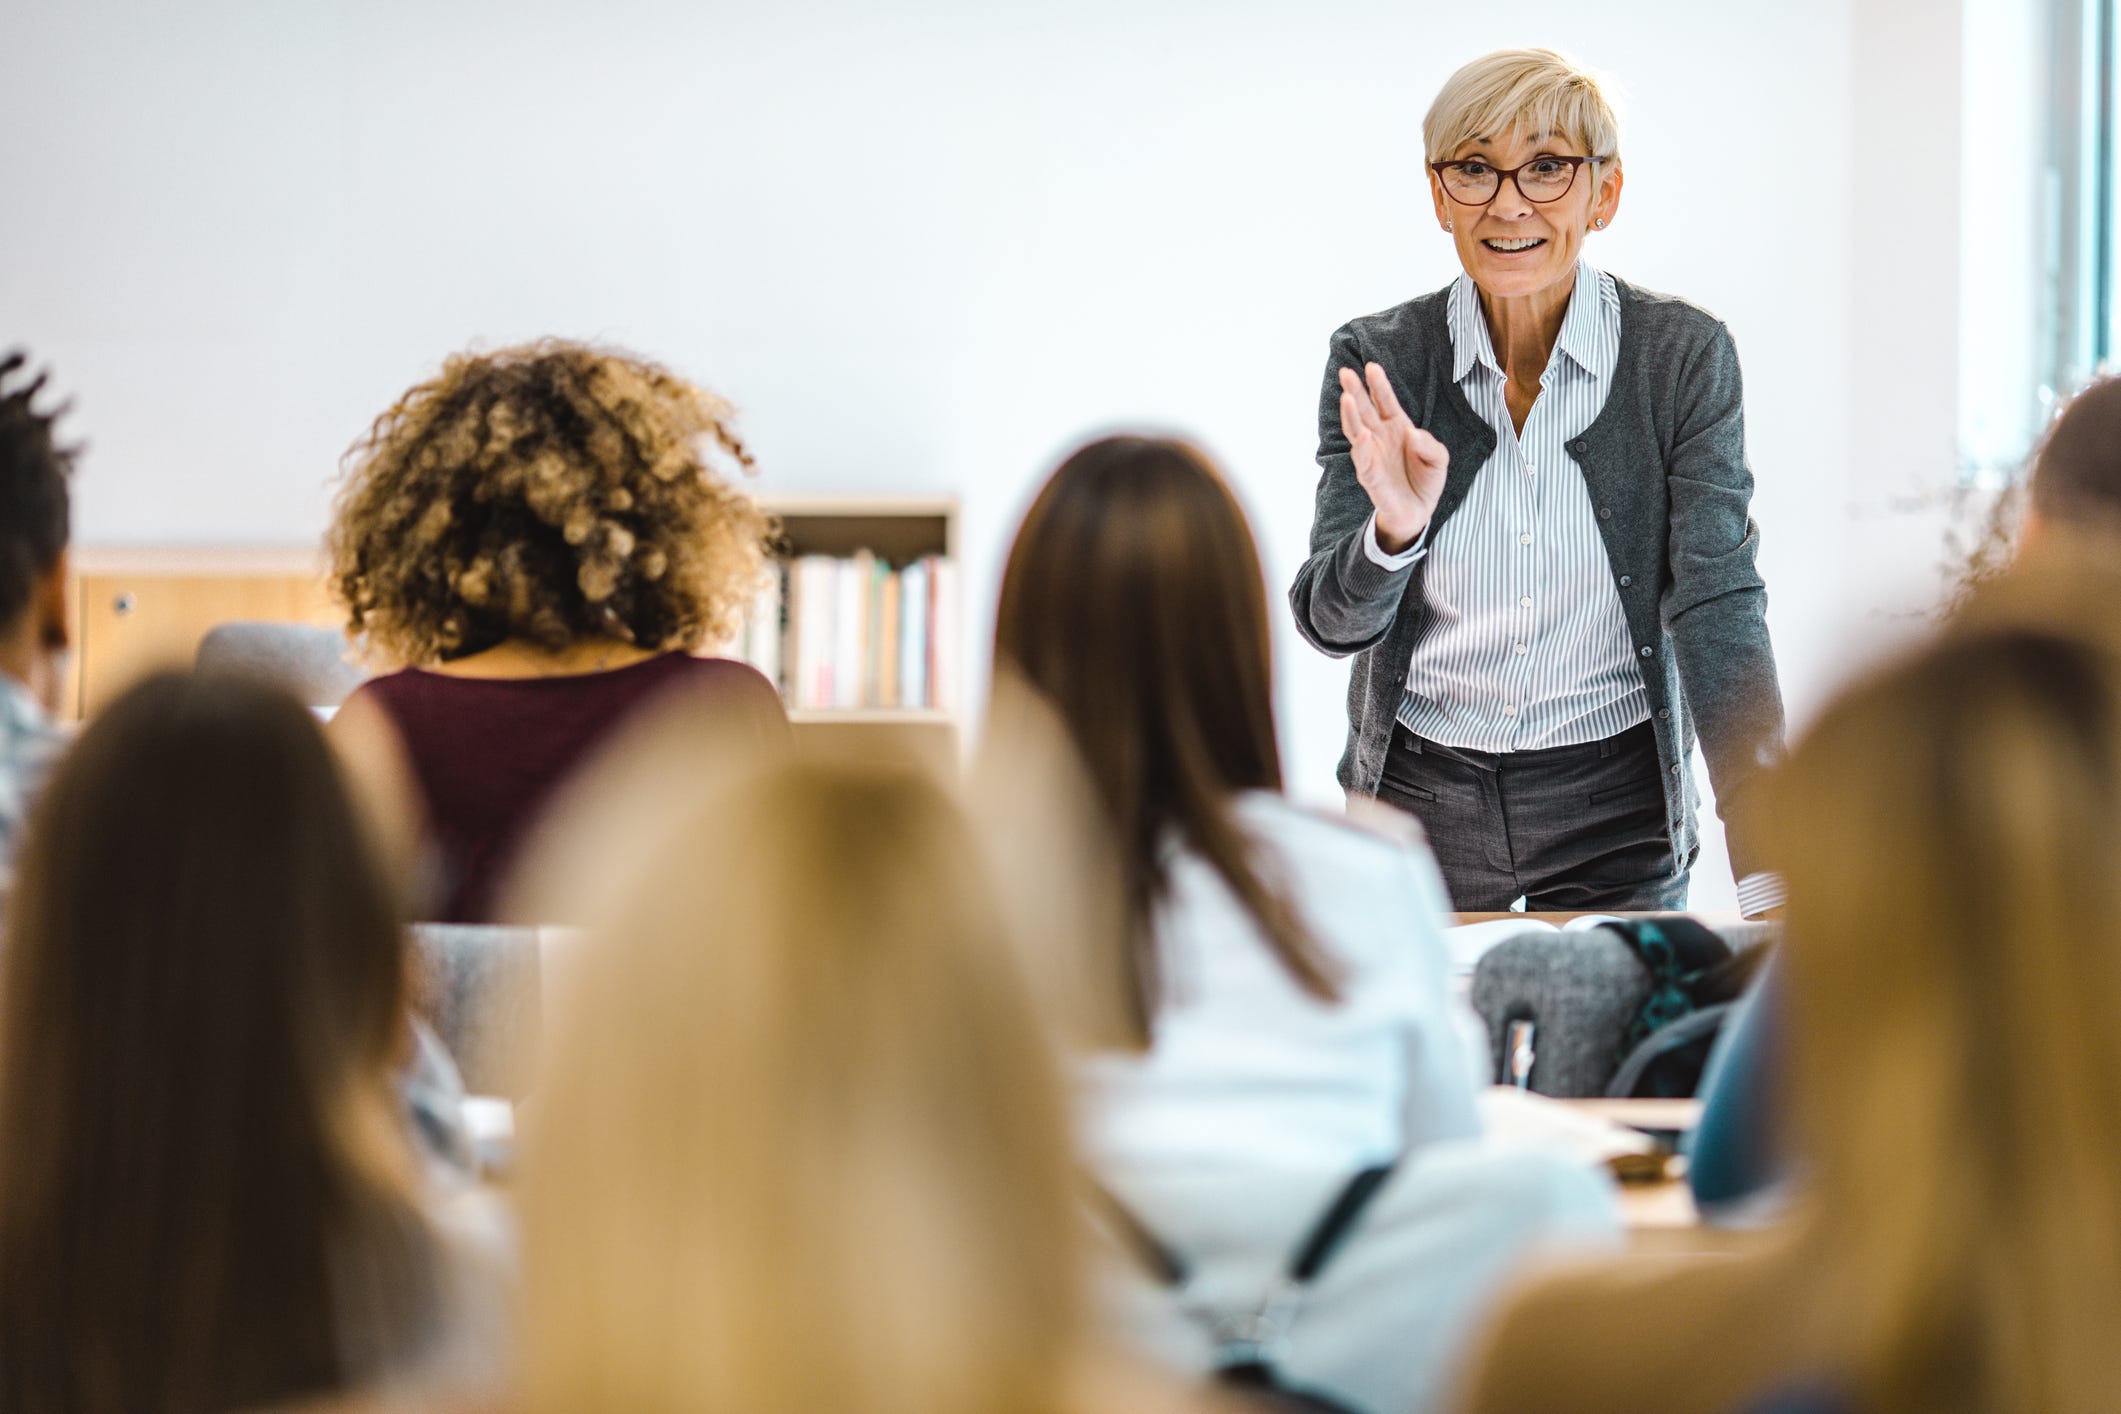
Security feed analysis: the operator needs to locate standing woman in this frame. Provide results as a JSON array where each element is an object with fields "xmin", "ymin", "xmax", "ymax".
[{"xmin": 1290, "ymin": 48, "xmax": 1785, "ymax": 913}]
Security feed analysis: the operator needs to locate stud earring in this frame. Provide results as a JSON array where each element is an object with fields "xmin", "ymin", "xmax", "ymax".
[
  {"xmin": 1594, "ymin": 218, "xmax": 1605, "ymax": 229},
  {"xmin": 1446, "ymin": 221, "xmax": 1453, "ymax": 231}
]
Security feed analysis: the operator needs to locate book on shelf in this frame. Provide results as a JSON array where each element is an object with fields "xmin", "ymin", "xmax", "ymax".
[
  {"xmin": 736, "ymin": 574, "xmax": 782, "ymax": 690},
  {"xmin": 899, "ymin": 558, "xmax": 928, "ymax": 710},
  {"xmin": 729, "ymin": 551, "xmax": 957, "ymax": 714}
]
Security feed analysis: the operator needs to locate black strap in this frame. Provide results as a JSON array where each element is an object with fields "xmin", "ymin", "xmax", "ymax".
[
  {"xmin": 1089, "ymin": 1162, "xmax": 1398, "ymax": 1289},
  {"xmin": 1287, "ymin": 1164, "xmax": 1396, "ymax": 1281},
  {"xmin": 1086, "ymin": 1179, "xmax": 1189, "ymax": 1287},
  {"xmin": 1605, "ymin": 1001, "xmax": 1735, "ymax": 1099}
]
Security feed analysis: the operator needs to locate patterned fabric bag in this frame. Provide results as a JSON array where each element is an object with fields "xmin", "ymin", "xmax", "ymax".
[{"xmin": 1601, "ymin": 918, "xmax": 1770, "ymax": 1099}]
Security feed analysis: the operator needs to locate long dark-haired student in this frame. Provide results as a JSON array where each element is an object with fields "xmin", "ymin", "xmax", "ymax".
[
  {"xmin": 0, "ymin": 671, "xmax": 499, "ymax": 1413},
  {"xmin": 993, "ymin": 435, "xmax": 1613, "ymax": 1412},
  {"xmin": 997, "ymin": 434, "xmax": 1481, "ymax": 1164}
]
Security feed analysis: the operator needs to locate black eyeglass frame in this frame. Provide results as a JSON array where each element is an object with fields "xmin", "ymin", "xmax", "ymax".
[{"xmin": 1427, "ymin": 155, "xmax": 1606, "ymax": 207}]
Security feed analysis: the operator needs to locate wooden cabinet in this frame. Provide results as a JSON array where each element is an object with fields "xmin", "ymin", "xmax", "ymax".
[{"xmin": 68, "ymin": 549, "xmax": 334, "ymax": 719}]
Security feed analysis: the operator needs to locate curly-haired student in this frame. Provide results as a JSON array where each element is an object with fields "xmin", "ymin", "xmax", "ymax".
[{"xmin": 329, "ymin": 340, "xmax": 787, "ymax": 923}]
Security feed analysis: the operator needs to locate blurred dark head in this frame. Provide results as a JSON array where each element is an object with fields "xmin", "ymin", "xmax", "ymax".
[
  {"xmin": 0, "ymin": 351, "xmax": 74, "ymax": 641},
  {"xmin": 0, "ymin": 670, "xmax": 437, "ymax": 1410},
  {"xmin": 2030, "ymin": 376, "xmax": 2121, "ymax": 532},
  {"xmin": 994, "ymin": 435, "xmax": 1336, "ymax": 1047}
]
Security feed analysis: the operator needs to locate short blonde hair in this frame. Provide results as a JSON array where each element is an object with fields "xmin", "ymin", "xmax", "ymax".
[{"xmin": 1422, "ymin": 48, "xmax": 1621, "ymax": 167}]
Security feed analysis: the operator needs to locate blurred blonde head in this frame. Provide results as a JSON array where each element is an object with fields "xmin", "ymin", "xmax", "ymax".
[
  {"xmin": 517, "ymin": 756, "xmax": 1087, "ymax": 1414},
  {"xmin": 1768, "ymin": 624, "xmax": 2121, "ymax": 1410}
]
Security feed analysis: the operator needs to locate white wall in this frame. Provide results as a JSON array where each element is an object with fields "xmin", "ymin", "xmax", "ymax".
[{"xmin": 4, "ymin": 0, "xmax": 1970, "ymax": 906}]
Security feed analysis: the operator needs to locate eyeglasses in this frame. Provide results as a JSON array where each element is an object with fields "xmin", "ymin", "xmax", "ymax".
[{"xmin": 1429, "ymin": 155, "xmax": 1602, "ymax": 206}]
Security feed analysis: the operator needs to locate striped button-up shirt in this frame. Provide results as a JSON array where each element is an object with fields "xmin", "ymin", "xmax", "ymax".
[{"xmin": 1365, "ymin": 263, "xmax": 1648, "ymax": 753}]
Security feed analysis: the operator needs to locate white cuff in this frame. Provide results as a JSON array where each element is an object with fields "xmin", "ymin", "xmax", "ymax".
[
  {"xmin": 1734, "ymin": 871, "xmax": 1787, "ymax": 919},
  {"xmin": 1363, "ymin": 512, "xmax": 1428, "ymax": 570}
]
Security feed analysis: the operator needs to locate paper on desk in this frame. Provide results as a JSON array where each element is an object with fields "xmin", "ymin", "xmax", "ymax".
[{"xmin": 1477, "ymin": 1086, "xmax": 1657, "ymax": 1168}]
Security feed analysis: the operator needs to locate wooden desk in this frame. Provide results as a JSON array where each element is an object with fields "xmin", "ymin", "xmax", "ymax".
[
  {"xmin": 1554, "ymin": 1097, "xmax": 1708, "ymax": 1238},
  {"xmin": 1618, "ymin": 1177, "xmax": 1700, "ymax": 1231}
]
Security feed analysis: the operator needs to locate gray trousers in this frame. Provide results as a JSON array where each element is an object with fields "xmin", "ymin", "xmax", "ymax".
[{"xmin": 1371, "ymin": 720, "xmax": 1690, "ymax": 913}]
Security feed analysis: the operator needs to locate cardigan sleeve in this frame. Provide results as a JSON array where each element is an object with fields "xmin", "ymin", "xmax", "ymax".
[
  {"xmin": 1288, "ymin": 324, "xmax": 1420, "ymax": 658},
  {"xmin": 1662, "ymin": 321, "xmax": 1787, "ymax": 877}
]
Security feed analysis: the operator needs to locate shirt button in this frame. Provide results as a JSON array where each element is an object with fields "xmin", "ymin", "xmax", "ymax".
[
  {"xmin": 1640, "ymin": 645, "xmax": 1654, "ymax": 657},
  {"xmin": 1520, "ymin": 533, "xmax": 1532, "ymax": 545},
  {"xmin": 1671, "ymin": 764, "xmax": 1682, "ymax": 776},
  {"xmin": 1502, "ymin": 704, "xmax": 1517, "ymax": 717},
  {"xmin": 1619, "ymin": 575, "xmax": 1632, "ymax": 587},
  {"xmin": 1525, "ymin": 464, "xmax": 1537, "ymax": 476},
  {"xmin": 1514, "ymin": 643, "xmax": 1528, "ymax": 656},
  {"xmin": 1520, "ymin": 596, "xmax": 1533, "ymax": 608}
]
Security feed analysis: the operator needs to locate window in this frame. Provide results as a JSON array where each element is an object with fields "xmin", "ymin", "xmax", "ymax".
[{"xmin": 1958, "ymin": 0, "xmax": 2121, "ymax": 484}]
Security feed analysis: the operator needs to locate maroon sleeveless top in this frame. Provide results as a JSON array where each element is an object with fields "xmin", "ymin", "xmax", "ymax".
[{"xmin": 347, "ymin": 653, "xmax": 786, "ymax": 923}]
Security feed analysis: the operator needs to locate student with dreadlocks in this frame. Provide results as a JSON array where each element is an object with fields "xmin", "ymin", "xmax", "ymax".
[{"xmin": 0, "ymin": 350, "xmax": 74, "ymax": 904}]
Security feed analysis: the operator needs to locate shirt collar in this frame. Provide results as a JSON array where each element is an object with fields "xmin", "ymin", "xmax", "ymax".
[
  {"xmin": 1553, "ymin": 263, "xmax": 1618, "ymax": 380},
  {"xmin": 1447, "ymin": 262, "xmax": 1616, "ymax": 384},
  {"xmin": 1446, "ymin": 273, "xmax": 1497, "ymax": 384},
  {"xmin": 0, "ymin": 674, "xmax": 49, "ymax": 738}
]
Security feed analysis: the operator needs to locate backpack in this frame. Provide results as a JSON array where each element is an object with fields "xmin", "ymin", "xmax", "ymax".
[{"xmin": 1601, "ymin": 918, "xmax": 1770, "ymax": 1099}]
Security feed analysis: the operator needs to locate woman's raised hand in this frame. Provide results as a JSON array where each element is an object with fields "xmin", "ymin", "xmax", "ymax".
[{"xmin": 1339, "ymin": 362, "xmax": 1449, "ymax": 553}]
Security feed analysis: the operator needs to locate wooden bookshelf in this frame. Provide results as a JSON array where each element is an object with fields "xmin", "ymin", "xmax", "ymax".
[
  {"xmin": 761, "ymin": 494, "xmax": 959, "ymax": 562},
  {"xmin": 752, "ymin": 494, "xmax": 962, "ymax": 763}
]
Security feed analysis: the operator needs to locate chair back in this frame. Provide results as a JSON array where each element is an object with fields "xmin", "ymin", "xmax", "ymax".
[
  {"xmin": 1468, "ymin": 921, "xmax": 1780, "ymax": 1098},
  {"xmin": 195, "ymin": 621, "xmax": 365, "ymax": 707},
  {"xmin": 409, "ymin": 923, "xmax": 544, "ymax": 1098},
  {"xmin": 1468, "ymin": 927, "xmax": 1654, "ymax": 1097}
]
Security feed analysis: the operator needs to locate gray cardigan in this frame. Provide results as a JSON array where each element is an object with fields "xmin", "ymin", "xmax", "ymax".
[{"xmin": 1288, "ymin": 276, "xmax": 1785, "ymax": 880}]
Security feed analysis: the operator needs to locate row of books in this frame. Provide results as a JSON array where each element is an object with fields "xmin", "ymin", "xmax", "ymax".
[{"xmin": 731, "ymin": 553, "xmax": 959, "ymax": 712}]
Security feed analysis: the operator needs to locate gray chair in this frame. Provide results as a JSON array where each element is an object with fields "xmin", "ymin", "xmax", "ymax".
[
  {"xmin": 195, "ymin": 621, "xmax": 366, "ymax": 707},
  {"xmin": 409, "ymin": 924, "xmax": 545, "ymax": 1099},
  {"xmin": 1468, "ymin": 921, "xmax": 1776, "ymax": 1098}
]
